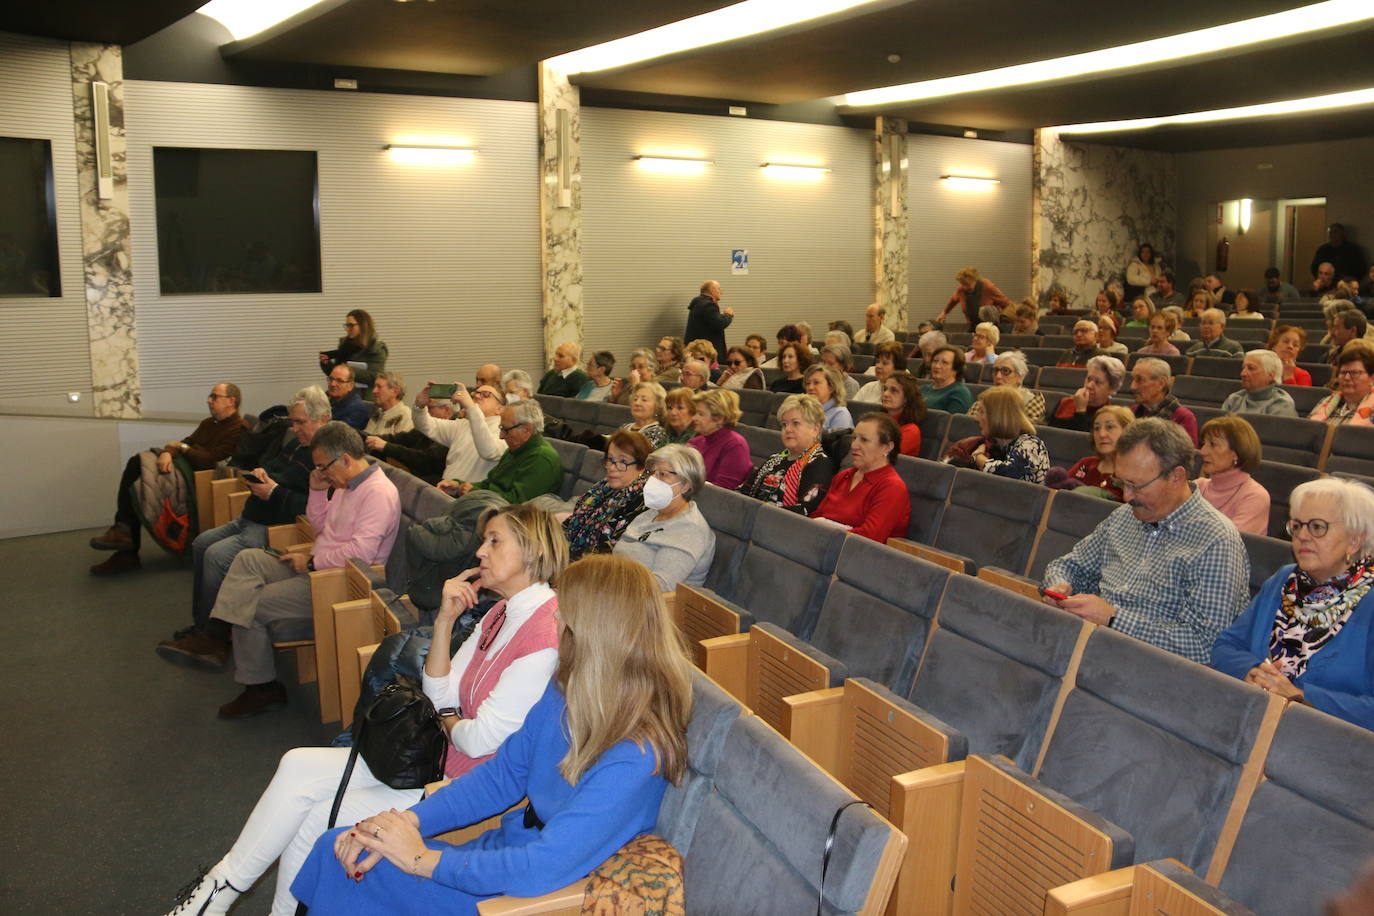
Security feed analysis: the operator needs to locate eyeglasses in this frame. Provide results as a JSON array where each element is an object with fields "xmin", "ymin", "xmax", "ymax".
[
  {"xmin": 652, "ymin": 468, "xmax": 680, "ymax": 483},
  {"xmin": 727, "ymin": 359, "xmax": 746, "ymax": 367},
  {"xmin": 313, "ymin": 455, "xmax": 340, "ymax": 473},
  {"xmin": 328, "ymin": 375, "xmax": 350, "ymax": 385},
  {"xmin": 472, "ymin": 390, "xmax": 495, "ymax": 400},
  {"xmin": 1338, "ymin": 369, "xmax": 1369, "ymax": 378},
  {"xmin": 604, "ymin": 456, "xmax": 637, "ymax": 470},
  {"xmin": 1286, "ymin": 518, "xmax": 1331, "ymax": 538},
  {"xmin": 1110, "ymin": 469, "xmax": 1170, "ymax": 492},
  {"xmin": 499, "ymin": 423, "xmax": 524, "ymax": 433},
  {"xmin": 207, "ymin": 392, "xmax": 232, "ymax": 400},
  {"xmin": 991, "ymin": 366, "xmax": 1015, "ymax": 376}
]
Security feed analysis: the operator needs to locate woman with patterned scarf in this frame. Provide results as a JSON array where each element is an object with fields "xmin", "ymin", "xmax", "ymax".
[
  {"xmin": 1212, "ymin": 478, "xmax": 1374, "ymax": 731},
  {"xmin": 736, "ymin": 394, "xmax": 839, "ymax": 516},
  {"xmin": 561, "ymin": 430, "xmax": 651, "ymax": 560}
]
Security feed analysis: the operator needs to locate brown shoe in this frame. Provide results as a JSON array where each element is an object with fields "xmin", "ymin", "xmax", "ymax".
[
  {"xmin": 218, "ymin": 682, "xmax": 288, "ymax": 719},
  {"xmin": 90, "ymin": 551, "xmax": 141, "ymax": 576},
  {"xmin": 90, "ymin": 524, "xmax": 134, "ymax": 551},
  {"xmin": 155, "ymin": 633, "xmax": 231, "ymax": 672}
]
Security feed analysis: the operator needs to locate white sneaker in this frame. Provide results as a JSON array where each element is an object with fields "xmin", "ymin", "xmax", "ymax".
[{"xmin": 166, "ymin": 865, "xmax": 242, "ymax": 915}]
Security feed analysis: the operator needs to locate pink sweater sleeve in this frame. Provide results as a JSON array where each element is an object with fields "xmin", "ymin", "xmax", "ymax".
[
  {"xmin": 1232, "ymin": 476, "xmax": 1272, "ymax": 536},
  {"xmin": 309, "ymin": 475, "xmax": 402, "ymax": 569}
]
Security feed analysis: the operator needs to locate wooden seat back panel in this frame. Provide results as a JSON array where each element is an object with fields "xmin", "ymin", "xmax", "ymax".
[
  {"xmin": 745, "ymin": 626, "xmax": 830, "ymax": 732},
  {"xmin": 675, "ymin": 584, "xmax": 742, "ymax": 668},
  {"xmin": 1127, "ymin": 864, "xmax": 1232, "ymax": 916},
  {"xmin": 841, "ymin": 681, "xmax": 952, "ymax": 819}
]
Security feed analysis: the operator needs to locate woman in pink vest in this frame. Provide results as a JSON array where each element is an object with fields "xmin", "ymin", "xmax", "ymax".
[{"xmin": 165, "ymin": 503, "xmax": 567, "ymax": 916}]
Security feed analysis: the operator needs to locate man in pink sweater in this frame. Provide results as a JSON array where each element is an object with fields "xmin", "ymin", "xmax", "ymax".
[{"xmin": 208, "ymin": 422, "xmax": 401, "ymax": 719}]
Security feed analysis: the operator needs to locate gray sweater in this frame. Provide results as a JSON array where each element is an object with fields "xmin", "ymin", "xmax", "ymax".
[
  {"xmin": 1220, "ymin": 384, "xmax": 1297, "ymax": 417},
  {"xmin": 613, "ymin": 503, "xmax": 716, "ymax": 591}
]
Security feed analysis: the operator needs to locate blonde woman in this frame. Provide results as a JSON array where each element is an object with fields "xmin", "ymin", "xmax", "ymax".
[
  {"xmin": 291, "ymin": 554, "xmax": 694, "ymax": 914},
  {"xmin": 1062, "ymin": 405, "xmax": 1134, "ymax": 501},
  {"xmin": 687, "ymin": 388, "xmax": 752, "ymax": 488},
  {"xmin": 621, "ymin": 381, "xmax": 668, "ymax": 448},
  {"xmin": 966, "ymin": 321, "xmax": 1000, "ymax": 366},
  {"xmin": 968, "ymin": 387, "xmax": 1049, "ymax": 483},
  {"xmin": 803, "ymin": 363, "xmax": 853, "ymax": 429}
]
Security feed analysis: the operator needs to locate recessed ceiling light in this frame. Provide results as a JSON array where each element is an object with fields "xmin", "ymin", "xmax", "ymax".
[
  {"xmin": 548, "ymin": 0, "xmax": 885, "ymax": 75},
  {"xmin": 1055, "ymin": 86, "xmax": 1374, "ymax": 133},
  {"xmin": 199, "ymin": 0, "xmax": 332, "ymax": 41},
  {"xmin": 843, "ymin": 0, "xmax": 1374, "ymax": 108}
]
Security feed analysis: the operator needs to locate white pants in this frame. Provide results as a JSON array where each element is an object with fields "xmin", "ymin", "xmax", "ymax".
[{"xmin": 217, "ymin": 746, "xmax": 423, "ymax": 915}]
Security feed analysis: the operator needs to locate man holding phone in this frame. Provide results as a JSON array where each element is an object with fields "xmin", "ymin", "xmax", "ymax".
[{"xmin": 408, "ymin": 381, "xmax": 507, "ymax": 495}]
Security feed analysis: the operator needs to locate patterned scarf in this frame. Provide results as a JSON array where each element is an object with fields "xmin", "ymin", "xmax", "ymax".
[
  {"xmin": 782, "ymin": 442, "xmax": 822, "ymax": 506},
  {"xmin": 1269, "ymin": 558, "xmax": 1374, "ymax": 678}
]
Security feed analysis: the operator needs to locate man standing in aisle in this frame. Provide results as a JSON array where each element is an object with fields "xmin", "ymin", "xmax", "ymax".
[{"xmin": 685, "ymin": 280, "xmax": 734, "ymax": 360}]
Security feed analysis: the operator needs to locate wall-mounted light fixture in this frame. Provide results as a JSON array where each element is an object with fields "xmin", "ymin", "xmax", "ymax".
[
  {"xmin": 633, "ymin": 155, "xmax": 713, "ymax": 175},
  {"xmin": 940, "ymin": 175, "xmax": 1000, "ymax": 190},
  {"xmin": 760, "ymin": 163, "xmax": 830, "ymax": 180},
  {"xmin": 384, "ymin": 144, "xmax": 477, "ymax": 165},
  {"xmin": 1239, "ymin": 198, "xmax": 1253, "ymax": 234}
]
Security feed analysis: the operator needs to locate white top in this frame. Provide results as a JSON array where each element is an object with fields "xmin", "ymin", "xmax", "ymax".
[
  {"xmin": 364, "ymin": 402, "xmax": 414, "ymax": 436},
  {"xmin": 421, "ymin": 581, "xmax": 558, "ymax": 759},
  {"xmin": 411, "ymin": 404, "xmax": 507, "ymax": 482},
  {"xmin": 855, "ymin": 325, "xmax": 895, "ymax": 345},
  {"xmin": 854, "ymin": 379, "xmax": 883, "ymax": 402}
]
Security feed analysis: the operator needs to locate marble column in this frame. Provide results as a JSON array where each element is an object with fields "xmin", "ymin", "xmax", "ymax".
[
  {"xmin": 538, "ymin": 63, "xmax": 583, "ymax": 367},
  {"xmin": 873, "ymin": 117, "xmax": 909, "ymax": 330},
  {"xmin": 71, "ymin": 42, "xmax": 139, "ymax": 418}
]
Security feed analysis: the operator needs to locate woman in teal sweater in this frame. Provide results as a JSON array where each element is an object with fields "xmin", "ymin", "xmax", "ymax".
[{"xmin": 920, "ymin": 345, "xmax": 973, "ymax": 414}]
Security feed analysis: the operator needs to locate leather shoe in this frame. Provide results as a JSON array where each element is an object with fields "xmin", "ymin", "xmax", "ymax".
[
  {"xmin": 90, "ymin": 552, "xmax": 141, "ymax": 576},
  {"xmin": 90, "ymin": 524, "xmax": 134, "ymax": 551},
  {"xmin": 217, "ymin": 682, "xmax": 288, "ymax": 719},
  {"xmin": 156, "ymin": 633, "xmax": 231, "ymax": 672}
]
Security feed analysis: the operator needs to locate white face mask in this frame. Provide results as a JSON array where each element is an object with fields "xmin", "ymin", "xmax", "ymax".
[{"xmin": 643, "ymin": 474, "xmax": 678, "ymax": 510}]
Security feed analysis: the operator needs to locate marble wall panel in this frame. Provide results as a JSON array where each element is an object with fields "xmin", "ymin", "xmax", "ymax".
[
  {"xmin": 874, "ymin": 118, "xmax": 909, "ymax": 330},
  {"xmin": 539, "ymin": 63, "xmax": 583, "ymax": 367}
]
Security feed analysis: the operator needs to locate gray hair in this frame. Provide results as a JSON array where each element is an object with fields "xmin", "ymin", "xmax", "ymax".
[
  {"xmin": 777, "ymin": 393, "xmax": 825, "ymax": 428},
  {"xmin": 682, "ymin": 358, "xmax": 709, "ymax": 379},
  {"xmin": 1336, "ymin": 308, "xmax": 1368, "ymax": 336},
  {"xmin": 1323, "ymin": 298, "xmax": 1356, "ymax": 319},
  {"xmin": 1201, "ymin": 308, "xmax": 1227, "ymax": 325},
  {"xmin": 1115, "ymin": 417, "xmax": 1195, "ymax": 475},
  {"xmin": 821, "ymin": 343, "xmax": 854, "ymax": 370},
  {"xmin": 506, "ymin": 398, "xmax": 544, "ymax": 430},
  {"xmin": 1087, "ymin": 355, "xmax": 1127, "ymax": 391},
  {"xmin": 974, "ymin": 321, "xmax": 1001, "ymax": 346},
  {"xmin": 918, "ymin": 330, "xmax": 947, "ymax": 351},
  {"xmin": 502, "ymin": 369, "xmax": 533, "ymax": 398},
  {"xmin": 630, "ymin": 347, "xmax": 659, "ymax": 372},
  {"xmin": 1247, "ymin": 349, "xmax": 1283, "ymax": 384},
  {"xmin": 1291, "ymin": 478, "xmax": 1374, "ymax": 551},
  {"xmin": 994, "ymin": 350, "xmax": 1028, "ymax": 380},
  {"xmin": 795, "ymin": 321, "xmax": 813, "ymax": 339},
  {"xmin": 1134, "ymin": 356, "xmax": 1174, "ymax": 392},
  {"xmin": 310, "ymin": 421, "xmax": 365, "ymax": 460},
  {"xmin": 290, "ymin": 385, "xmax": 332, "ymax": 421},
  {"xmin": 648, "ymin": 443, "xmax": 706, "ymax": 502},
  {"xmin": 824, "ymin": 329, "xmax": 852, "ymax": 350},
  {"xmin": 375, "ymin": 370, "xmax": 406, "ymax": 399},
  {"xmin": 556, "ymin": 340, "xmax": 583, "ymax": 360}
]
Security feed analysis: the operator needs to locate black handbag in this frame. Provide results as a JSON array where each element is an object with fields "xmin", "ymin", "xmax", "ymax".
[{"xmin": 352, "ymin": 674, "xmax": 449, "ymax": 790}]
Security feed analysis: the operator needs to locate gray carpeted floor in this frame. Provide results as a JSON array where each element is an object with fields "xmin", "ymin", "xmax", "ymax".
[{"xmin": 0, "ymin": 528, "xmax": 338, "ymax": 915}]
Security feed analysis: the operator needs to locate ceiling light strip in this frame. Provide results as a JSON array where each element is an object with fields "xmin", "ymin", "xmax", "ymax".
[
  {"xmin": 198, "ymin": 0, "xmax": 333, "ymax": 41},
  {"xmin": 1055, "ymin": 86, "xmax": 1374, "ymax": 134},
  {"xmin": 548, "ymin": 0, "xmax": 884, "ymax": 75},
  {"xmin": 844, "ymin": 0, "xmax": 1374, "ymax": 107}
]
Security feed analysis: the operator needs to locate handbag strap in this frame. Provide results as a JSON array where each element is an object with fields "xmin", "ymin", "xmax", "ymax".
[
  {"xmin": 818, "ymin": 800, "xmax": 869, "ymax": 916},
  {"xmin": 296, "ymin": 720, "xmax": 365, "ymax": 916}
]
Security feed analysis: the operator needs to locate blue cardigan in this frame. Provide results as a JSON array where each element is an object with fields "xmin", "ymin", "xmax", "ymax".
[
  {"xmin": 1211, "ymin": 564, "xmax": 1374, "ymax": 731},
  {"xmin": 291, "ymin": 683, "xmax": 668, "ymax": 914}
]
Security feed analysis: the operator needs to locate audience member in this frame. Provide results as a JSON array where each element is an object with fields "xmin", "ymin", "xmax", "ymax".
[
  {"xmin": 911, "ymin": 329, "xmax": 946, "ymax": 377},
  {"xmin": 966, "ymin": 321, "xmax": 999, "ymax": 366},
  {"xmin": 412, "ymin": 382, "xmax": 507, "ymax": 495},
  {"xmin": 1267, "ymin": 324, "xmax": 1311, "ymax": 386},
  {"xmin": 1204, "ymin": 273, "xmax": 1237, "ymax": 306},
  {"xmin": 1130, "ymin": 357, "xmax": 1198, "ymax": 444},
  {"xmin": 855, "ymin": 302, "xmax": 895, "ymax": 345},
  {"xmin": 920, "ymin": 345, "xmax": 973, "ymax": 413},
  {"xmin": 880, "ymin": 370, "xmax": 926, "ymax": 457},
  {"xmin": 1162, "ymin": 305, "xmax": 1191, "ymax": 342},
  {"xmin": 970, "ymin": 350, "xmax": 1045, "ymax": 423},
  {"xmin": 1124, "ymin": 297, "xmax": 1153, "ymax": 327},
  {"xmin": 364, "ymin": 371, "xmax": 413, "ymax": 436},
  {"xmin": 1149, "ymin": 270, "xmax": 1185, "ymax": 309},
  {"xmin": 1125, "ymin": 243, "xmax": 1162, "ymax": 301},
  {"xmin": 1312, "ymin": 260, "xmax": 1338, "ymax": 298},
  {"xmin": 1363, "ymin": 264, "xmax": 1374, "ymax": 300},
  {"xmin": 537, "ymin": 342, "xmax": 589, "ymax": 398},
  {"xmin": 1328, "ymin": 308, "xmax": 1368, "ymax": 366},
  {"xmin": 744, "ymin": 333, "xmax": 769, "ymax": 365},
  {"xmin": 1230, "ymin": 289, "xmax": 1264, "ymax": 320},
  {"xmin": 622, "ymin": 381, "xmax": 668, "ymax": 447},
  {"xmin": 1092, "ymin": 289, "xmax": 1122, "ymax": 326},
  {"xmin": 207, "ymin": 422, "xmax": 401, "ymax": 718},
  {"xmin": 167, "ymin": 503, "xmax": 568, "ymax": 915},
  {"xmin": 717, "ymin": 345, "xmax": 765, "ymax": 391},
  {"xmin": 1186, "ymin": 308, "xmax": 1245, "ymax": 357},
  {"xmin": 1187, "ymin": 287, "xmax": 1217, "ymax": 318},
  {"xmin": 1096, "ymin": 316, "xmax": 1128, "ymax": 357},
  {"xmin": 577, "ymin": 350, "xmax": 616, "ymax": 401},
  {"xmin": 610, "ymin": 349, "xmax": 657, "ymax": 405},
  {"xmin": 1057, "ymin": 319, "xmax": 1106, "ymax": 367},
  {"xmin": 653, "ymin": 336, "xmax": 685, "ymax": 385},
  {"xmin": 456, "ymin": 400, "xmax": 562, "ymax": 503},
  {"xmin": 678, "ymin": 358, "xmax": 711, "ymax": 393},
  {"xmin": 803, "ymin": 364, "xmax": 853, "ymax": 430},
  {"xmin": 156, "ymin": 388, "xmax": 324, "ymax": 671},
  {"xmin": 684, "ymin": 339, "xmax": 719, "ymax": 377},
  {"xmin": 758, "ymin": 325, "xmax": 801, "ymax": 369},
  {"xmin": 822, "ymin": 329, "xmax": 851, "ymax": 352},
  {"xmin": 613, "ymin": 444, "xmax": 715, "ymax": 591},
  {"xmin": 1260, "ymin": 266, "xmax": 1301, "ymax": 304},
  {"xmin": 89, "ymin": 382, "xmax": 246, "ymax": 576},
  {"xmin": 318, "ymin": 309, "xmax": 387, "ymax": 393},
  {"xmin": 364, "ymin": 402, "xmax": 450, "ymax": 483},
  {"xmin": 938, "ymin": 266, "xmax": 1010, "ymax": 331},
  {"xmin": 288, "ymin": 554, "xmax": 692, "ymax": 915},
  {"xmin": 684, "ymin": 279, "xmax": 733, "ymax": 358},
  {"xmin": 1211, "ymin": 477, "xmax": 1374, "ymax": 731},
  {"xmin": 1221, "ymin": 350, "xmax": 1298, "ymax": 417},
  {"xmin": 813, "ymin": 413, "xmax": 910, "ymax": 542},
  {"xmin": 817, "ymin": 344, "xmax": 860, "ymax": 399},
  {"xmin": 827, "ymin": 320, "xmax": 855, "ymax": 344},
  {"xmin": 1044, "ymin": 289, "xmax": 1071, "ymax": 314},
  {"xmin": 1043, "ymin": 418, "xmax": 1249, "ymax": 663},
  {"xmin": 1195, "ymin": 415, "xmax": 1269, "ymax": 536},
  {"xmin": 1050, "ymin": 355, "xmax": 1125, "ymax": 431},
  {"xmin": 1057, "ymin": 405, "xmax": 1133, "ymax": 501},
  {"xmin": 325, "ymin": 364, "xmax": 370, "ymax": 430},
  {"xmin": 1311, "ymin": 223, "xmax": 1368, "ymax": 283},
  {"xmin": 965, "ymin": 387, "xmax": 1049, "ymax": 483},
  {"xmin": 737, "ymin": 394, "xmax": 838, "ymax": 516},
  {"xmin": 561, "ymin": 430, "xmax": 650, "ymax": 560},
  {"xmin": 1311, "ymin": 342, "xmax": 1374, "ymax": 426},
  {"xmin": 502, "ymin": 369, "xmax": 534, "ymax": 403},
  {"xmin": 855, "ymin": 341, "xmax": 906, "ymax": 401},
  {"xmin": 687, "ymin": 389, "xmax": 752, "ymax": 489},
  {"xmin": 1011, "ymin": 301, "xmax": 1040, "ymax": 334},
  {"xmin": 660, "ymin": 387, "xmax": 698, "ymax": 445},
  {"xmin": 795, "ymin": 321, "xmax": 819, "ymax": 354},
  {"xmin": 475, "ymin": 363, "xmax": 502, "ymax": 391},
  {"xmin": 768, "ymin": 342, "xmax": 811, "ymax": 394}
]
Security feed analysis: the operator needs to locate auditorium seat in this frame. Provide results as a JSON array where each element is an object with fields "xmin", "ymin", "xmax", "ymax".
[
  {"xmin": 1000, "ymin": 333, "xmax": 1039, "ymax": 349},
  {"xmin": 1174, "ymin": 374, "xmax": 1236, "ymax": 407},
  {"xmin": 847, "ymin": 398, "xmax": 881, "ymax": 419},
  {"xmin": 962, "ymin": 362, "xmax": 984, "ymax": 383},
  {"xmin": 1038, "ymin": 366, "xmax": 1088, "ymax": 392},
  {"xmin": 917, "ymin": 409, "xmax": 951, "ymax": 461},
  {"xmin": 1126, "ymin": 351, "xmax": 1190, "ymax": 376},
  {"xmin": 1040, "ymin": 334, "xmax": 1072, "ymax": 349},
  {"xmin": 920, "ymin": 469, "xmax": 1050, "ymax": 573},
  {"xmin": 592, "ymin": 400, "xmax": 630, "ymax": 434},
  {"xmin": 1037, "ymin": 424, "xmax": 1094, "ymax": 471},
  {"xmin": 1241, "ymin": 531, "xmax": 1294, "ymax": 597},
  {"xmin": 1022, "ymin": 346, "xmax": 1063, "ymax": 367},
  {"xmin": 892, "ymin": 454, "xmax": 954, "ymax": 544},
  {"xmin": 1299, "ymin": 343, "xmax": 1330, "ymax": 363},
  {"xmin": 1245, "ymin": 414, "xmax": 1331, "ymax": 467},
  {"xmin": 547, "ymin": 437, "xmax": 587, "ymax": 500},
  {"xmin": 1323, "ymin": 424, "xmax": 1374, "ymax": 477},
  {"xmin": 1284, "ymin": 383, "xmax": 1331, "ymax": 415},
  {"xmin": 691, "ymin": 484, "xmax": 759, "ymax": 597},
  {"xmin": 1026, "ymin": 488, "xmax": 1121, "ymax": 581},
  {"xmin": 737, "ymin": 423, "xmax": 782, "ymax": 467},
  {"xmin": 734, "ymin": 387, "xmax": 776, "ymax": 429},
  {"xmin": 1252, "ymin": 460, "xmax": 1323, "ymax": 539},
  {"xmin": 1300, "ymin": 361, "xmax": 1332, "ymax": 386},
  {"xmin": 569, "ymin": 448, "xmax": 604, "ymax": 498},
  {"xmin": 851, "ymin": 353, "xmax": 874, "ymax": 372},
  {"xmin": 945, "ymin": 412, "xmax": 979, "ymax": 447},
  {"xmin": 947, "ymin": 332, "xmax": 972, "ymax": 347},
  {"xmin": 1190, "ymin": 356, "xmax": 1245, "ymax": 381},
  {"xmin": 654, "ymin": 671, "xmax": 745, "ymax": 857}
]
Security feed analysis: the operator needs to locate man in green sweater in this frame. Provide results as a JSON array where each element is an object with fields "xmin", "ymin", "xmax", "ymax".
[
  {"xmin": 536, "ymin": 342, "xmax": 590, "ymax": 398},
  {"xmin": 448, "ymin": 400, "xmax": 561, "ymax": 503}
]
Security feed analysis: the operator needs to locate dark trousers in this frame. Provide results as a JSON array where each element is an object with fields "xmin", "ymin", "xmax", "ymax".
[{"xmin": 113, "ymin": 453, "xmax": 145, "ymax": 552}]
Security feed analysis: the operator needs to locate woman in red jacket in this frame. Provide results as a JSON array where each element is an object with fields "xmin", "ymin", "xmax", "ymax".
[
  {"xmin": 813, "ymin": 412, "xmax": 910, "ymax": 542},
  {"xmin": 937, "ymin": 267, "xmax": 1011, "ymax": 331}
]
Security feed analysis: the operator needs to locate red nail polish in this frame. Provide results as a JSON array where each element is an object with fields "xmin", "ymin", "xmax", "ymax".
[
  {"xmin": 355, "ymin": 872, "xmax": 362, "ymax": 878},
  {"xmin": 350, "ymin": 832, "xmax": 356, "ymax": 837}
]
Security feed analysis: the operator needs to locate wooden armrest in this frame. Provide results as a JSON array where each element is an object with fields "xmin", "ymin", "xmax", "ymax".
[
  {"xmin": 423, "ymin": 778, "xmax": 452, "ymax": 796},
  {"xmin": 673, "ymin": 583, "xmax": 743, "ymax": 667},
  {"xmin": 886, "ymin": 538, "xmax": 970, "ymax": 574},
  {"xmin": 226, "ymin": 489, "xmax": 251, "ymax": 521},
  {"xmin": 475, "ymin": 882, "xmax": 584, "ymax": 916},
  {"xmin": 977, "ymin": 566, "xmax": 1043, "ymax": 601},
  {"xmin": 781, "ymin": 686, "xmax": 844, "ymax": 774},
  {"xmin": 890, "ymin": 760, "xmax": 966, "ymax": 916},
  {"xmin": 194, "ymin": 470, "xmax": 215, "ymax": 533},
  {"xmin": 1044, "ymin": 865, "xmax": 1142, "ymax": 916},
  {"xmin": 308, "ymin": 568, "xmax": 351, "ymax": 725},
  {"xmin": 210, "ymin": 476, "xmax": 249, "ymax": 530},
  {"xmin": 700, "ymin": 633, "xmax": 751, "ymax": 702},
  {"xmin": 266, "ymin": 523, "xmax": 301, "ymax": 551},
  {"xmin": 332, "ymin": 598, "xmax": 373, "ymax": 721}
]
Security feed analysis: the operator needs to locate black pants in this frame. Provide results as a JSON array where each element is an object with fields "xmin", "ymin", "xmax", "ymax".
[{"xmin": 113, "ymin": 453, "xmax": 145, "ymax": 552}]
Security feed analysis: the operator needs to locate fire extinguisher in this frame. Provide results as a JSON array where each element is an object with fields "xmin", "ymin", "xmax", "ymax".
[{"xmin": 1216, "ymin": 236, "xmax": 1230, "ymax": 272}]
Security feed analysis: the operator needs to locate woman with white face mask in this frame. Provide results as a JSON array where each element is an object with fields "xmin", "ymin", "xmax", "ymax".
[{"xmin": 612, "ymin": 444, "xmax": 716, "ymax": 592}]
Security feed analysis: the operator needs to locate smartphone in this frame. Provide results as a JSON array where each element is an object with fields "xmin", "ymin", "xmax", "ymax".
[
  {"xmin": 428, "ymin": 382, "xmax": 456, "ymax": 400},
  {"xmin": 263, "ymin": 546, "xmax": 284, "ymax": 558},
  {"xmin": 242, "ymin": 472, "xmax": 266, "ymax": 485},
  {"xmin": 1040, "ymin": 587, "xmax": 1069, "ymax": 601}
]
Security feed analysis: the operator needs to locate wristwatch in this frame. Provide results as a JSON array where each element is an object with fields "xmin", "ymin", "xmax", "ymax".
[{"xmin": 437, "ymin": 707, "xmax": 458, "ymax": 718}]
